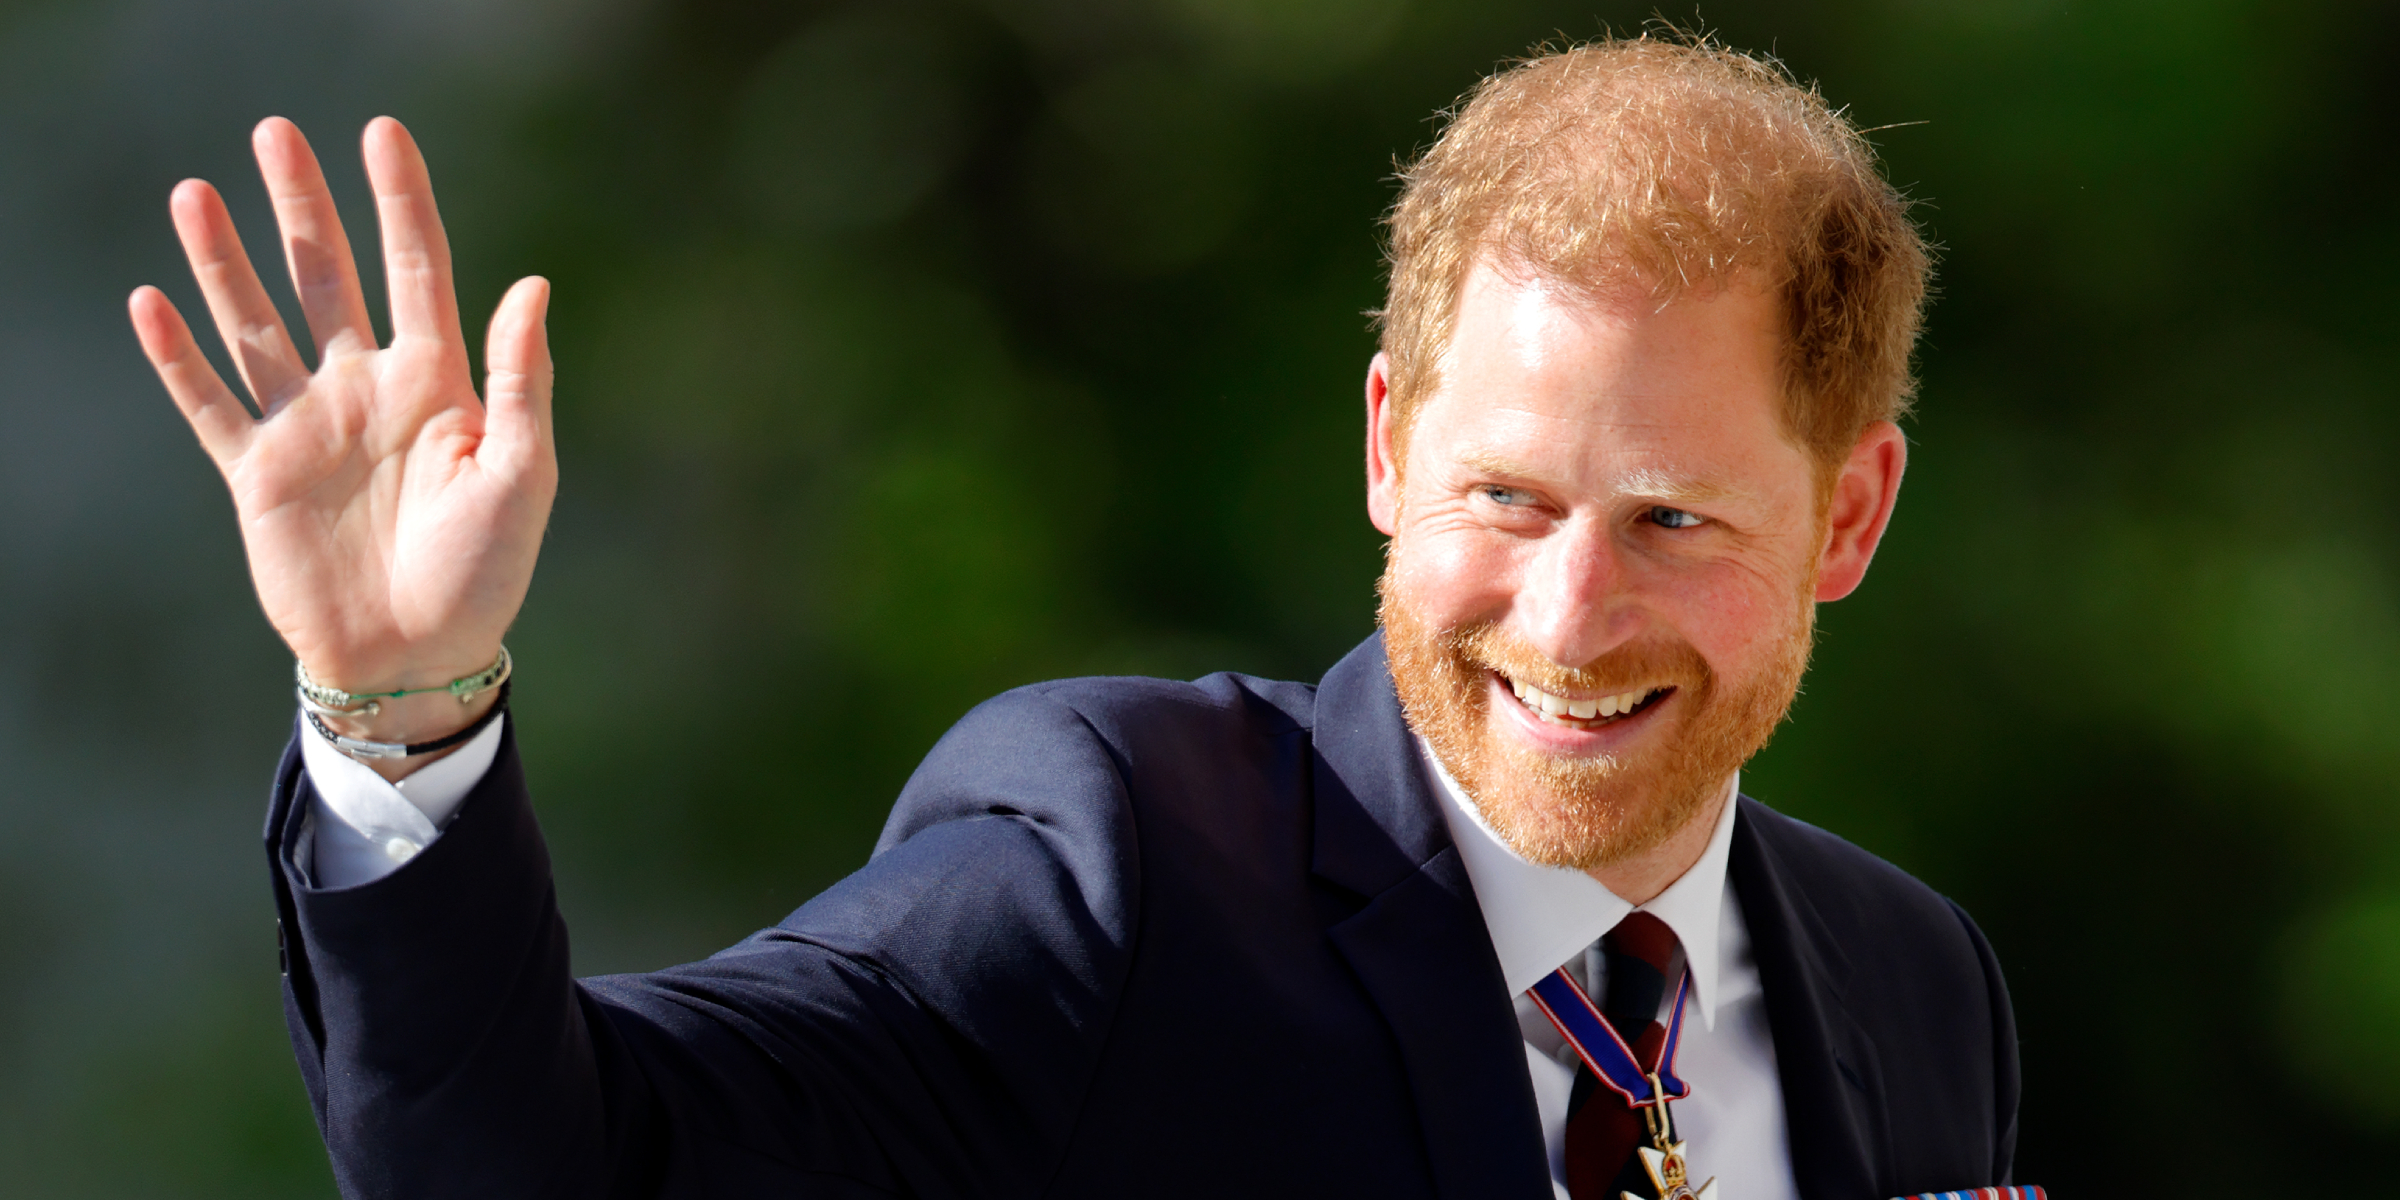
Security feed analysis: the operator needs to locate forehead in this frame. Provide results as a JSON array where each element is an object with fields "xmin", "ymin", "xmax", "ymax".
[{"xmin": 1410, "ymin": 261, "xmax": 1801, "ymax": 493}]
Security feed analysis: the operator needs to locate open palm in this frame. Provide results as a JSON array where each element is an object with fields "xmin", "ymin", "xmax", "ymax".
[{"xmin": 130, "ymin": 117, "xmax": 554, "ymax": 711}]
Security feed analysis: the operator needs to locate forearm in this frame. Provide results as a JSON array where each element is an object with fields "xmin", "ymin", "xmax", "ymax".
[
  {"xmin": 266, "ymin": 686, "xmax": 1146, "ymax": 1197},
  {"xmin": 272, "ymin": 724, "xmax": 644, "ymax": 1197}
]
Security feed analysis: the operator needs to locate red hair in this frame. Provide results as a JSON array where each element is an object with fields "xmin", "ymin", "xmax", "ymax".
[{"xmin": 1377, "ymin": 32, "xmax": 1932, "ymax": 472}]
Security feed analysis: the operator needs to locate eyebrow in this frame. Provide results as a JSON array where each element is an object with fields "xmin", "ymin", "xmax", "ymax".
[{"xmin": 1455, "ymin": 450, "xmax": 1753, "ymax": 505}]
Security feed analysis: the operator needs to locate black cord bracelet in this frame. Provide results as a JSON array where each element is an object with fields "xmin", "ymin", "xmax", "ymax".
[{"xmin": 304, "ymin": 680, "xmax": 512, "ymax": 760}]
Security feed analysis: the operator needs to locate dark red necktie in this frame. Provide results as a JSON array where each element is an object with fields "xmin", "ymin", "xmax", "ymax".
[{"xmin": 1563, "ymin": 911, "xmax": 1680, "ymax": 1200}]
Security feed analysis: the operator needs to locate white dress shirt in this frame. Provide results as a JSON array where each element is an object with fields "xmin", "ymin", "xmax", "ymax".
[
  {"xmin": 301, "ymin": 716, "xmax": 1798, "ymax": 1199},
  {"xmin": 1423, "ymin": 743, "xmax": 1798, "ymax": 1200},
  {"xmin": 297, "ymin": 712, "xmax": 505, "ymax": 886}
]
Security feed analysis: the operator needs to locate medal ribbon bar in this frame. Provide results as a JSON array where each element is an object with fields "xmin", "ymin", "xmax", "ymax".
[{"xmin": 1893, "ymin": 1189, "xmax": 2047, "ymax": 1200}]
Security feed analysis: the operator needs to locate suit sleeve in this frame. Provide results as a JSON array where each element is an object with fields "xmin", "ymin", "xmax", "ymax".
[
  {"xmin": 267, "ymin": 688, "xmax": 1141, "ymax": 1199},
  {"xmin": 296, "ymin": 708, "xmax": 501, "ymax": 887},
  {"xmin": 1947, "ymin": 898, "xmax": 2021, "ymax": 1186}
]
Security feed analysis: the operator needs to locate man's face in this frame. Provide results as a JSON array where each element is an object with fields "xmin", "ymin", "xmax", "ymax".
[{"xmin": 1371, "ymin": 261, "xmax": 1830, "ymax": 872}]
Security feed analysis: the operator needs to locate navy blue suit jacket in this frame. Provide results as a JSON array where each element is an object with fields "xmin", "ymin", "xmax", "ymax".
[{"xmin": 267, "ymin": 635, "xmax": 2018, "ymax": 1198}]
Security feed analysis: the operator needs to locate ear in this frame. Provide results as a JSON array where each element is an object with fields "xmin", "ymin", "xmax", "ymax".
[
  {"xmin": 1366, "ymin": 352, "xmax": 1401, "ymax": 536},
  {"xmin": 1814, "ymin": 420, "xmax": 1907, "ymax": 602}
]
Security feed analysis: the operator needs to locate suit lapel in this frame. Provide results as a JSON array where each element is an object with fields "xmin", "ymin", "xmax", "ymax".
[
  {"xmin": 1311, "ymin": 635, "xmax": 1551, "ymax": 1200},
  {"xmin": 1729, "ymin": 797, "xmax": 1888, "ymax": 1199}
]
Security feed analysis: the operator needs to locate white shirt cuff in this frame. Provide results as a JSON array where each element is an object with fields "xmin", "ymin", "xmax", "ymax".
[{"xmin": 297, "ymin": 711, "xmax": 506, "ymax": 888}]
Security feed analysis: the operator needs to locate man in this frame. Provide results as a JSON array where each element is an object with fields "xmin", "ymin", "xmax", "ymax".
[{"xmin": 131, "ymin": 35, "xmax": 2020, "ymax": 1200}]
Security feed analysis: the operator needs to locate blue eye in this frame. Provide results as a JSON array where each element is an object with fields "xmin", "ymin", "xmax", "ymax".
[
  {"xmin": 1481, "ymin": 486, "xmax": 1531, "ymax": 506},
  {"xmin": 1649, "ymin": 506, "xmax": 1704, "ymax": 529}
]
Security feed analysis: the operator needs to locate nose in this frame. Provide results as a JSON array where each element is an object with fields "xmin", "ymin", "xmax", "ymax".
[{"xmin": 1513, "ymin": 516, "xmax": 1639, "ymax": 669}]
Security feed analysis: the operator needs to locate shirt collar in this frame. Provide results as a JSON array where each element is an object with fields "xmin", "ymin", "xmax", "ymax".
[{"xmin": 1421, "ymin": 738, "xmax": 1741, "ymax": 1030}]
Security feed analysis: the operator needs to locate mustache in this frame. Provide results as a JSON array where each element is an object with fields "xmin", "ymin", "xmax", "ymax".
[{"xmin": 1442, "ymin": 622, "xmax": 1713, "ymax": 697}]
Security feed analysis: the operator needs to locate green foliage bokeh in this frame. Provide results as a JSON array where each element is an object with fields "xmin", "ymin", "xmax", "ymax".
[{"xmin": 4, "ymin": 0, "xmax": 2399, "ymax": 1195}]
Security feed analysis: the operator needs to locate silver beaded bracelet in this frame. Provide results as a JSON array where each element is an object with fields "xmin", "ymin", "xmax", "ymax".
[
  {"xmin": 295, "ymin": 646, "xmax": 512, "ymax": 719},
  {"xmin": 304, "ymin": 680, "xmax": 511, "ymax": 760}
]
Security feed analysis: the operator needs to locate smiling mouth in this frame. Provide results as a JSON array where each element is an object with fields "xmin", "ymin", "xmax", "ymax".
[{"xmin": 1500, "ymin": 672, "xmax": 1674, "ymax": 729}]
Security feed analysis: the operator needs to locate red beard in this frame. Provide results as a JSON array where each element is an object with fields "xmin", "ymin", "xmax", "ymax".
[{"xmin": 1378, "ymin": 562, "xmax": 1814, "ymax": 871}]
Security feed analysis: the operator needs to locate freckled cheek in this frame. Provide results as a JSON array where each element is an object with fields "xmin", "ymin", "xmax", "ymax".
[
  {"xmin": 1639, "ymin": 561, "xmax": 1796, "ymax": 666},
  {"xmin": 1391, "ymin": 529, "xmax": 1521, "ymax": 624}
]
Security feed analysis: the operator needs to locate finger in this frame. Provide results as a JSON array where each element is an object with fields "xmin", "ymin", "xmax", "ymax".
[
  {"xmin": 169, "ymin": 178, "xmax": 311, "ymax": 414},
  {"xmin": 129, "ymin": 285, "xmax": 256, "ymax": 465},
  {"xmin": 360, "ymin": 117, "xmax": 464, "ymax": 351},
  {"xmin": 254, "ymin": 117, "xmax": 374, "ymax": 358},
  {"xmin": 481, "ymin": 276, "xmax": 554, "ymax": 473}
]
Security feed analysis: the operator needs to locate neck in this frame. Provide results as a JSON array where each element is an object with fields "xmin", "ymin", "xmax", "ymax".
[{"xmin": 1585, "ymin": 776, "xmax": 1734, "ymax": 905}]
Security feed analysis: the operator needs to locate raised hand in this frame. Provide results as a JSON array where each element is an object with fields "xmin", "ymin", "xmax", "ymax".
[{"xmin": 131, "ymin": 117, "xmax": 555, "ymax": 770}]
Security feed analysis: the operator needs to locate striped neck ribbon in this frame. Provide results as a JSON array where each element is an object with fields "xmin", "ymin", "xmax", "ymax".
[{"xmin": 1526, "ymin": 962, "xmax": 1693, "ymax": 1107}]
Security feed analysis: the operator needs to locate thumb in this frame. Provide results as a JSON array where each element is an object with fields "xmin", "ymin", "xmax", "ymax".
[{"xmin": 481, "ymin": 275, "xmax": 553, "ymax": 473}]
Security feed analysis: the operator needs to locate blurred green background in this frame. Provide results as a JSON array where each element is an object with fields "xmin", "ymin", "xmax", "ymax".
[{"xmin": 2, "ymin": 0, "xmax": 2395, "ymax": 1193}]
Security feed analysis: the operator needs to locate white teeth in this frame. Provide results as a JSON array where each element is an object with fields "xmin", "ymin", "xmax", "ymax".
[{"xmin": 1508, "ymin": 678, "xmax": 1661, "ymax": 725}]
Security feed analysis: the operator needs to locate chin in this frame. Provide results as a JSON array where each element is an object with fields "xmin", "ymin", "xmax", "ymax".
[
  {"xmin": 1466, "ymin": 713, "xmax": 1723, "ymax": 871},
  {"xmin": 1378, "ymin": 573, "xmax": 1814, "ymax": 872}
]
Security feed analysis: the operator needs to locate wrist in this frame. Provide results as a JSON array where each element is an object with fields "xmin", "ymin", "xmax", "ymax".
[
  {"xmin": 295, "ymin": 641, "xmax": 507, "ymax": 707},
  {"xmin": 307, "ymin": 683, "xmax": 506, "ymax": 783},
  {"xmin": 297, "ymin": 647, "xmax": 512, "ymax": 782},
  {"xmin": 312, "ymin": 685, "xmax": 501, "ymax": 744},
  {"xmin": 298, "ymin": 646, "xmax": 509, "ymax": 722}
]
